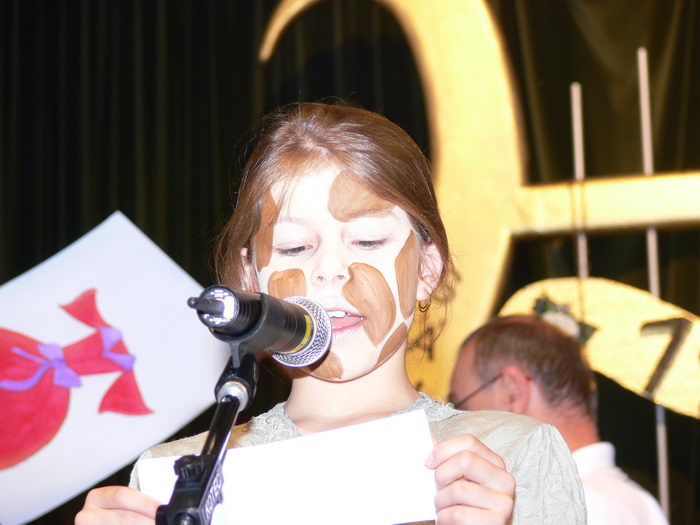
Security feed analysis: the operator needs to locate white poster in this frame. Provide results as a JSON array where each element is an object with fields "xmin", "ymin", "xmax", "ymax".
[{"xmin": 0, "ymin": 212, "xmax": 229, "ymax": 524}]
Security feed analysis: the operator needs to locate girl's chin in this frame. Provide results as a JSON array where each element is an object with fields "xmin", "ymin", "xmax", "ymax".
[
  {"xmin": 319, "ymin": 366, "xmax": 377, "ymax": 383},
  {"xmin": 332, "ymin": 352, "xmax": 385, "ymax": 380},
  {"xmin": 330, "ymin": 325, "xmax": 364, "ymax": 345},
  {"xmin": 307, "ymin": 349, "xmax": 382, "ymax": 383}
]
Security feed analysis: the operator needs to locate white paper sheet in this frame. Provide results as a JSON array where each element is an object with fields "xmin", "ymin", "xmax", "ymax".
[
  {"xmin": 139, "ymin": 409, "xmax": 438, "ymax": 525},
  {"xmin": 0, "ymin": 212, "xmax": 229, "ymax": 524}
]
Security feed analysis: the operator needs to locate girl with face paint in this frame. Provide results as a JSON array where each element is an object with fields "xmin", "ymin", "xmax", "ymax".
[{"xmin": 77, "ymin": 103, "xmax": 586, "ymax": 525}]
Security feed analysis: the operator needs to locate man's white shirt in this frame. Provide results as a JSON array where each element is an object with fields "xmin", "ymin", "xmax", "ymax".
[{"xmin": 573, "ymin": 442, "xmax": 668, "ymax": 525}]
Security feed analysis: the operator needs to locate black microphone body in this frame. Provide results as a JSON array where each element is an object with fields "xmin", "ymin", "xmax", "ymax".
[{"xmin": 188, "ymin": 286, "xmax": 332, "ymax": 367}]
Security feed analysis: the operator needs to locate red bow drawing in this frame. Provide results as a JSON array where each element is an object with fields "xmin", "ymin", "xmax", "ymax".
[{"xmin": 0, "ymin": 289, "xmax": 152, "ymax": 469}]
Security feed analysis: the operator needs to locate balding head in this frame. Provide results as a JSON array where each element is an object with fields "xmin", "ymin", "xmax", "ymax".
[{"xmin": 452, "ymin": 315, "xmax": 597, "ymax": 418}]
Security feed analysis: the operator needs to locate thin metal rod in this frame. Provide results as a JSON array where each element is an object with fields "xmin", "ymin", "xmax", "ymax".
[
  {"xmin": 571, "ymin": 82, "xmax": 586, "ymax": 181},
  {"xmin": 639, "ymin": 48, "xmax": 655, "ymax": 176},
  {"xmin": 638, "ymin": 46, "xmax": 670, "ymax": 519},
  {"xmin": 638, "ymin": 48, "xmax": 662, "ymax": 297},
  {"xmin": 570, "ymin": 82, "xmax": 589, "ymax": 280}
]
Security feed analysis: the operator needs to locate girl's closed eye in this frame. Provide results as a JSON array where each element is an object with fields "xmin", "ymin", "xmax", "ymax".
[
  {"xmin": 354, "ymin": 239, "xmax": 387, "ymax": 250},
  {"xmin": 276, "ymin": 245, "xmax": 310, "ymax": 256}
]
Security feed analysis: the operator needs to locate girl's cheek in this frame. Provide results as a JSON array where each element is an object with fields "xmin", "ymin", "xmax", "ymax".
[
  {"xmin": 342, "ymin": 262, "xmax": 396, "ymax": 345},
  {"xmin": 267, "ymin": 269, "xmax": 307, "ymax": 299},
  {"xmin": 395, "ymin": 232, "xmax": 420, "ymax": 319},
  {"xmin": 376, "ymin": 324, "xmax": 408, "ymax": 365}
]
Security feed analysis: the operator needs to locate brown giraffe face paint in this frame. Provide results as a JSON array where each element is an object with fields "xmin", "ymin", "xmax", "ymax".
[
  {"xmin": 395, "ymin": 232, "xmax": 421, "ymax": 318},
  {"xmin": 307, "ymin": 350, "xmax": 344, "ymax": 380},
  {"xmin": 342, "ymin": 263, "xmax": 396, "ymax": 345},
  {"xmin": 268, "ymin": 269, "xmax": 307, "ymax": 299},
  {"xmin": 251, "ymin": 190, "xmax": 280, "ymax": 271},
  {"xmin": 252, "ymin": 166, "xmax": 424, "ymax": 381},
  {"xmin": 328, "ymin": 172, "xmax": 393, "ymax": 222},
  {"xmin": 376, "ymin": 324, "xmax": 408, "ymax": 367}
]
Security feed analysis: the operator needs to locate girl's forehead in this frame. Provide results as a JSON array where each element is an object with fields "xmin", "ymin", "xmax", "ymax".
[
  {"xmin": 269, "ymin": 165, "xmax": 337, "ymax": 211},
  {"xmin": 269, "ymin": 166, "xmax": 396, "ymax": 221}
]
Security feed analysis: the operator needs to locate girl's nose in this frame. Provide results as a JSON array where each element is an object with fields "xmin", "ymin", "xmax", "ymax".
[{"xmin": 311, "ymin": 245, "xmax": 350, "ymax": 286}]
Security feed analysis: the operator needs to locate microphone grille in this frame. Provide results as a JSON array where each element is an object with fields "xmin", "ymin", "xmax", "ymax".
[{"xmin": 272, "ymin": 296, "xmax": 332, "ymax": 368}]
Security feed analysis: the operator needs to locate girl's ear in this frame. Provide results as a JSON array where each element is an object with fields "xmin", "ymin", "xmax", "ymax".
[
  {"xmin": 416, "ymin": 243, "xmax": 444, "ymax": 301},
  {"xmin": 240, "ymin": 247, "xmax": 260, "ymax": 292}
]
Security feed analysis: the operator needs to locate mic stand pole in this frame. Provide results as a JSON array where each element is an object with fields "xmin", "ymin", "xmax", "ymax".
[{"xmin": 156, "ymin": 345, "xmax": 258, "ymax": 525}]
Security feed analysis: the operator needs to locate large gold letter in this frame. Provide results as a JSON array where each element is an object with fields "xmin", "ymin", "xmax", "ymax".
[{"xmin": 261, "ymin": 0, "xmax": 700, "ymax": 397}]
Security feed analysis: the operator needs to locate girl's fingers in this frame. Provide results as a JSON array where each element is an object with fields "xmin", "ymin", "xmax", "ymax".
[
  {"xmin": 75, "ymin": 486, "xmax": 160, "ymax": 525},
  {"xmin": 433, "ymin": 447, "xmax": 515, "ymax": 494},
  {"xmin": 434, "ymin": 477, "xmax": 514, "ymax": 515},
  {"xmin": 427, "ymin": 434, "xmax": 505, "ymax": 470}
]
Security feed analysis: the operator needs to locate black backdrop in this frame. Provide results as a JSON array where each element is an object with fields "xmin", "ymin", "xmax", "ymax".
[{"xmin": 1, "ymin": 1, "xmax": 698, "ymax": 523}]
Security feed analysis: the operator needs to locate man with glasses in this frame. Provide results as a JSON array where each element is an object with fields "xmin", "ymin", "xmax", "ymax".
[{"xmin": 449, "ymin": 315, "xmax": 667, "ymax": 525}]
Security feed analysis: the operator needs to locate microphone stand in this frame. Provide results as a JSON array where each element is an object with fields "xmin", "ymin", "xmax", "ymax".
[
  {"xmin": 156, "ymin": 290, "xmax": 329, "ymax": 524},
  {"xmin": 156, "ymin": 342, "xmax": 258, "ymax": 525}
]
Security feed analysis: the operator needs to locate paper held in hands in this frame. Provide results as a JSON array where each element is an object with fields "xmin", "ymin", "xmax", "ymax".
[{"xmin": 138, "ymin": 409, "xmax": 437, "ymax": 525}]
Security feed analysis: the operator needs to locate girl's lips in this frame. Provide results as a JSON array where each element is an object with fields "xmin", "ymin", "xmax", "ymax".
[{"xmin": 329, "ymin": 313, "xmax": 365, "ymax": 332}]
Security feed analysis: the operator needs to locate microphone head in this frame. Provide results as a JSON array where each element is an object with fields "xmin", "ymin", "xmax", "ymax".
[{"xmin": 272, "ymin": 296, "xmax": 332, "ymax": 368}]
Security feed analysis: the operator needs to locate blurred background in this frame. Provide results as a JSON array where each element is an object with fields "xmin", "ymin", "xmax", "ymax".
[{"xmin": 1, "ymin": 0, "xmax": 698, "ymax": 522}]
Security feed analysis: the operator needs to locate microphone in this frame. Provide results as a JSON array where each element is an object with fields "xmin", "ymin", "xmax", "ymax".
[{"xmin": 187, "ymin": 286, "xmax": 332, "ymax": 368}]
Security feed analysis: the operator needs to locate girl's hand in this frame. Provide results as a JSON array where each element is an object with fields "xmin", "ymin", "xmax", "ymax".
[
  {"xmin": 425, "ymin": 434, "xmax": 515, "ymax": 525},
  {"xmin": 75, "ymin": 486, "xmax": 160, "ymax": 525}
]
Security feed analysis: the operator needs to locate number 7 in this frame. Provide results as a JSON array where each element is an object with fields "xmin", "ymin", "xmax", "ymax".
[{"xmin": 639, "ymin": 317, "xmax": 692, "ymax": 397}]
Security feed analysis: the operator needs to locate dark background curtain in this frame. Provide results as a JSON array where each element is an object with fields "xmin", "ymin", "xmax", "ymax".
[{"xmin": 1, "ymin": 0, "xmax": 698, "ymax": 522}]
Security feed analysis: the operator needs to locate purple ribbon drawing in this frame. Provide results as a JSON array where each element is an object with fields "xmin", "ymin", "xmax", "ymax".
[
  {"xmin": 0, "ymin": 344, "xmax": 81, "ymax": 391},
  {"xmin": 99, "ymin": 326, "xmax": 134, "ymax": 371}
]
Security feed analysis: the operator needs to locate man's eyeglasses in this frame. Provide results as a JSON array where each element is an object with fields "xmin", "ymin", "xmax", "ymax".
[{"xmin": 449, "ymin": 372, "xmax": 503, "ymax": 410}]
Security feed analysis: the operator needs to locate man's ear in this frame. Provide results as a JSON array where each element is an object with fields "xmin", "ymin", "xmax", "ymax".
[
  {"xmin": 240, "ymin": 247, "xmax": 260, "ymax": 292},
  {"xmin": 499, "ymin": 364, "xmax": 532, "ymax": 415},
  {"xmin": 416, "ymin": 242, "xmax": 444, "ymax": 301}
]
